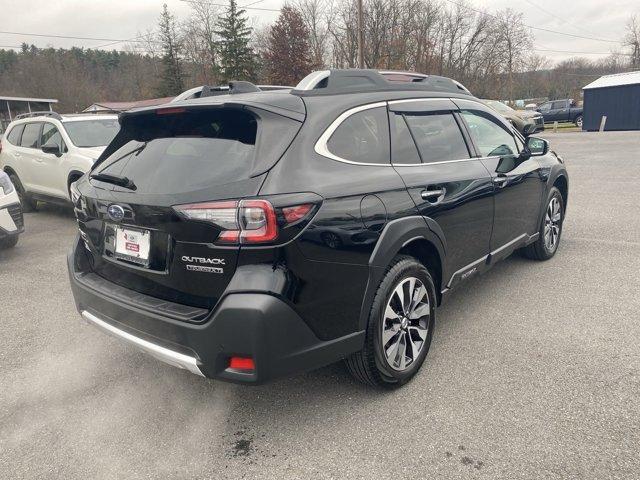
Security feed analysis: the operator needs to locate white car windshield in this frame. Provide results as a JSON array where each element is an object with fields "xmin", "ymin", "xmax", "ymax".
[{"xmin": 64, "ymin": 119, "xmax": 120, "ymax": 148}]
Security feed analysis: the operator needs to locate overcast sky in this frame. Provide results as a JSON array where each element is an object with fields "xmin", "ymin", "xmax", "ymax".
[{"xmin": 1, "ymin": 0, "xmax": 637, "ymax": 64}]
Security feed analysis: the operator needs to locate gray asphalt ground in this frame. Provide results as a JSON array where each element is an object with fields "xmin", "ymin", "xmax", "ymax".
[{"xmin": 1, "ymin": 131, "xmax": 639, "ymax": 479}]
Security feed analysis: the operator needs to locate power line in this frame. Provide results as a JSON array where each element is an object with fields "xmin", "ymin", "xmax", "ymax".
[
  {"xmin": 241, "ymin": 0, "xmax": 266, "ymax": 6},
  {"xmin": 441, "ymin": 0, "xmax": 624, "ymax": 44},
  {"xmin": 0, "ymin": 43, "xmax": 152, "ymax": 54},
  {"xmin": 179, "ymin": 0, "xmax": 280, "ymax": 12},
  {"xmin": 0, "ymin": 30, "xmax": 159, "ymax": 44},
  {"xmin": 533, "ymin": 47, "xmax": 631, "ymax": 56},
  {"xmin": 521, "ymin": 0, "xmax": 618, "ymax": 42}
]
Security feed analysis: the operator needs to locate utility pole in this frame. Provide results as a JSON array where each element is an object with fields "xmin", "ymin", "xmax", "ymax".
[{"xmin": 357, "ymin": 0, "xmax": 364, "ymax": 68}]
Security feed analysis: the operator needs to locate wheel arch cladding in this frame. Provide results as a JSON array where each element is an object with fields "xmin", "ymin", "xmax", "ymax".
[
  {"xmin": 398, "ymin": 239, "xmax": 443, "ymax": 306},
  {"xmin": 553, "ymin": 175, "xmax": 568, "ymax": 211},
  {"xmin": 68, "ymin": 170, "xmax": 84, "ymax": 188},
  {"xmin": 359, "ymin": 217, "xmax": 446, "ymax": 330}
]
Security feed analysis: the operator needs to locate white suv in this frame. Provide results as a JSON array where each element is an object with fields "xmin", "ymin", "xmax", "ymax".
[{"xmin": 0, "ymin": 112, "xmax": 119, "ymax": 211}]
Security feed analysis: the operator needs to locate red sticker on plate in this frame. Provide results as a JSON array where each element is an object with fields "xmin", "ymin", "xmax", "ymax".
[{"xmin": 126, "ymin": 242, "xmax": 140, "ymax": 253}]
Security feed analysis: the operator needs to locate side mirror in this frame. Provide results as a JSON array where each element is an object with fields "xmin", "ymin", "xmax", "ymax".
[
  {"xmin": 525, "ymin": 136, "xmax": 549, "ymax": 156},
  {"xmin": 42, "ymin": 143, "xmax": 62, "ymax": 157}
]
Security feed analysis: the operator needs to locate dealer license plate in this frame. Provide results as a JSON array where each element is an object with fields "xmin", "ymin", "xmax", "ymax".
[{"xmin": 114, "ymin": 226, "xmax": 151, "ymax": 266}]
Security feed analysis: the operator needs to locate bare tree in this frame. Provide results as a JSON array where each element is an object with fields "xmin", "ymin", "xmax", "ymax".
[
  {"xmin": 495, "ymin": 8, "xmax": 533, "ymax": 102},
  {"xmin": 183, "ymin": 0, "xmax": 222, "ymax": 84},
  {"xmin": 295, "ymin": 0, "xmax": 334, "ymax": 68},
  {"xmin": 625, "ymin": 14, "xmax": 640, "ymax": 69}
]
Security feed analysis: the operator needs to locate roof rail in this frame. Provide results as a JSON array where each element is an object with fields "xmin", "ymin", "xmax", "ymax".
[
  {"xmin": 14, "ymin": 111, "xmax": 63, "ymax": 121},
  {"xmin": 199, "ymin": 81, "xmax": 262, "ymax": 98},
  {"xmin": 293, "ymin": 69, "xmax": 472, "ymax": 96}
]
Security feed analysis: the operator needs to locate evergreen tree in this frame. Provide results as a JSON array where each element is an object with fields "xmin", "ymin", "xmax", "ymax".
[
  {"xmin": 157, "ymin": 3, "xmax": 184, "ymax": 96},
  {"xmin": 215, "ymin": 0, "xmax": 257, "ymax": 81},
  {"xmin": 264, "ymin": 6, "xmax": 312, "ymax": 86}
]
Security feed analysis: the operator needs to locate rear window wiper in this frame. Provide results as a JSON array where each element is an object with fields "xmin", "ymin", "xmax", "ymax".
[{"xmin": 90, "ymin": 173, "xmax": 137, "ymax": 191}]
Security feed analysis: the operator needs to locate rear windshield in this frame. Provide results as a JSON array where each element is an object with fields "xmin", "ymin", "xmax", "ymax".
[
  {"xmin": 64, "ymin": 119, "xmax": 120, "ymax": 147},
  {"xmin": 94, "ymin": 109, "xmax": 258, "ymax": 194}
]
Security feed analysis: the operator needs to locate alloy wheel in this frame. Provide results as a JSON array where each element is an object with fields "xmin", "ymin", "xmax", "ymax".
[
  {"xmin": 544, "ymin": 197, "xmax": 562, "ymax": 252},
  {"xmin": 381, "ymin": 277, "xmax": 430, "ymax": 371}
]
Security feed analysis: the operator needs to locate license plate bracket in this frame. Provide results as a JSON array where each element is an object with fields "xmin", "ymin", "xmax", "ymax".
[{"xmin": 114, "ymin": 226, "xmax": 151, "ymax": 267}]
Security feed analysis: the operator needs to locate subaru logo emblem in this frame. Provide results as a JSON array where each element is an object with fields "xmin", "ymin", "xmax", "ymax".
[{"xmin": 107, "ymin": 204, "xmax": 125, "ymax": 222}]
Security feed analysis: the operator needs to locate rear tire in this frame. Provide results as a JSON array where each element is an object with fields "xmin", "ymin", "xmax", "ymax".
[
  {"xmin": 346, "ymin": 255, "xmax": 436, "ymax": 389},
  {"xmin": 8, "ymin": 174, "xmax": 37, "ymax": 212},
  {"xmin": 522, "ymin": 187, "xmax": 564, "ymax": 261},
  {"xmin": 574, "ymin": 115, "xmax": 583, "ymax": 128},
  {"xmin": 0, "ymin": 235, "xmax": 19, "ymax": 249}
]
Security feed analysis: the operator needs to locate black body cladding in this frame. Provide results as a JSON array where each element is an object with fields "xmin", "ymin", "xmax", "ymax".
[{"xmin": 68, "ymin": 70, "xmax": 568, "ymax": 384}]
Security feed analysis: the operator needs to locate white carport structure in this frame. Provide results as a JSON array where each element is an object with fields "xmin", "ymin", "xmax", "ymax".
[{"xmin": 0, "ymin": 96, "xmax": 59, "ymax": 132}]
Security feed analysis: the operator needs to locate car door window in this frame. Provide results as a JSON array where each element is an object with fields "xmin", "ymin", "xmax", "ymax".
[
  {"xmin": 552, "ymin": 101, "xmax": 566, "ymax": 110},
  {"xmin": 539, "ymin": 103, "xmax": 551, "ymax": 112},
  {"xmin": 391, "ymin": 112, "xmax": 420, "ymax": 164},
  {"xmin": 403, "ymin": 113, "xmax": 470, "ymax": 163},
  {"xmin": 20, "ymin": 123, "xmax": 42, "ymax": 149},
  {"xmin": 40, "ymin": 122, "xmax": 65, "ymax": 150},
  {"xmin": 326, "ymin": 106, "xmax": 390, "ymax": 165},
  {"xmin": 6, "ymin": 124, "xmax": 24, "ymax": 145},
  {"xmin": 460, "ymin": 111, "xmax": 518, "ymax": 158}
]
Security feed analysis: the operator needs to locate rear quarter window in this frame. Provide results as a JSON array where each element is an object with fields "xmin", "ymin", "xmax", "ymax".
[
  {"xmin": 6, "ymin": 124, "xmax": 25, "ymax": 145},
  {"xmin": 326, "ymin": 106, "xmax": 390, "ymax": 165}
]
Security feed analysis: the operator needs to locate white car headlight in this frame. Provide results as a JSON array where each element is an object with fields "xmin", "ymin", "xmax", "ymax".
[{"xmin": 0, "ymin": 171, "xmax": 15, "ymax": 195}]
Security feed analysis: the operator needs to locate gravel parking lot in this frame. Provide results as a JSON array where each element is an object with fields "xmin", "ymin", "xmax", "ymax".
[{"xmin": 1, "ymin": 131, "xmax": 639, "ymax": 479}]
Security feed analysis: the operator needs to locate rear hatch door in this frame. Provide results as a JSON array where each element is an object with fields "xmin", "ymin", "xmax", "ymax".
[{"xmin": 75, "ymin": 102, "xmax": 303, "ymax": 312}]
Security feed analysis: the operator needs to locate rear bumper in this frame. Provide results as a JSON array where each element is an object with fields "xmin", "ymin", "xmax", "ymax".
[
  {"xmin": 68, "ymin": 238, "xmax": 364, "ymax": 384},
  {"xmin": 81, "ymin": 310, "xmax": 204, "ymax": 376}
]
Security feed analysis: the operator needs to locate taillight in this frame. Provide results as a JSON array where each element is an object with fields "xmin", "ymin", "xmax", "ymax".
[
  {"xmin": 282, "ymin": 204, "xmax": 313, "ymax": 223},
  {"xmin": 174, "ymin": 199, "xmax": 314, "ymax": 245},
  {"xmin": 156, "ymin": 107, "xmax": 186, "ymax": 115},
  {"xmin": 239, "ymin": 199, "xmax": 277, "ymax": 243}
]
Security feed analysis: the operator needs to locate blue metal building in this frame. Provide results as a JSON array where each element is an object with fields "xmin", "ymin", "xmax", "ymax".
[{"xmin": 582, "ymin": 71, "xmax": 640, "ymax": 131}]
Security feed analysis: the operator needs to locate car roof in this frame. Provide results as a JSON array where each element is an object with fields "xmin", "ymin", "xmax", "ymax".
[
  {"xmin": 9, "ymin": 113, "xmax": 118, "ymax": 125},
  {"xmin": 60, "ymin": 114, "xmax": 119, "ymax": 122},
  {"xmin": 120, "ymin": 70, "xmax": 475, "ymax": 124}
]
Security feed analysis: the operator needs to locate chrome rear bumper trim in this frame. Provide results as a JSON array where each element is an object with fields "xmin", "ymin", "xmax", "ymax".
[{"xmin": 81, "ymin": 310, "xmax": 204, "ymax": 377}]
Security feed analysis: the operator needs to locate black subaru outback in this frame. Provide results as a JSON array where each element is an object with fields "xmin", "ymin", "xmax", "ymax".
[{"xmin": 68, "ymin": 70, "xmax": 568, "ymax": 388}]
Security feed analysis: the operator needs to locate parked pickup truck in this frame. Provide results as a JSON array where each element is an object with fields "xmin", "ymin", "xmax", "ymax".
[{"xmin": 537, "ymin": 99, "xmax": 583, "ymax": 128}]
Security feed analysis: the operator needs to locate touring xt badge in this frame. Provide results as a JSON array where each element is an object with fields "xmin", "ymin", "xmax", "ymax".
[{"xmin": 181, "ymin": 256, "xmax": 225, "ymax": 274}]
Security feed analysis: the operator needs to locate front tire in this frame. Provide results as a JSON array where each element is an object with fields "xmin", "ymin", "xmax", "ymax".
[
  {"xmin": 0, "ymin": 235, "xmax": 19, "ymax": 249},
  {"xmin": 522, "ymin": 187, "xmax": 564, "ymax": 261},
  {"xmin": 574, "ymin": 115, "xmax": 583, "ymax": 128},
  {"xmin": 346, "ymin": 255, "xmax": 436, "ymax": 389}
]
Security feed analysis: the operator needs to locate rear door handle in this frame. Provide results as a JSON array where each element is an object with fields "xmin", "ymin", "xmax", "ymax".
[
  {"xmin": 493, "ymin": 176, "xmax": 508, "ymax": 188},
  {"xmin": 421, "ymin": 188, "xmax": 446, "ymax": 203}
]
